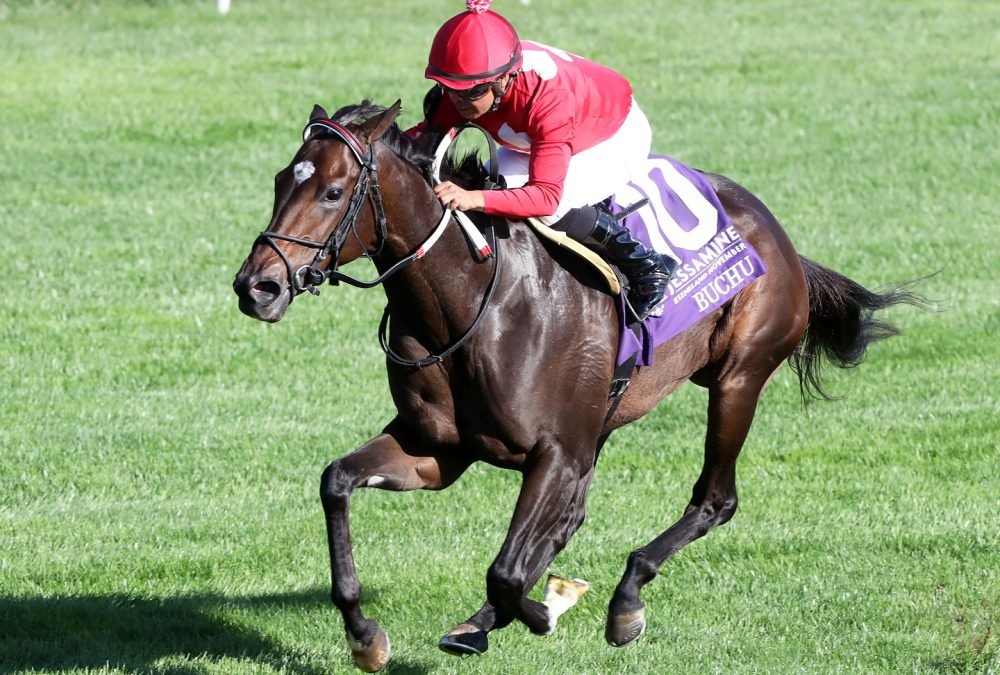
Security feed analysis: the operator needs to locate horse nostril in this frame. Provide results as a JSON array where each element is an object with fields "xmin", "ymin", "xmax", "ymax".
[
  {"xmin": 251, "ymin": 278, "xmax": 283, "ymax": 303},
  {"xmin": 234, "ymin": 272, "xmax": 283, "ymax": 305}
]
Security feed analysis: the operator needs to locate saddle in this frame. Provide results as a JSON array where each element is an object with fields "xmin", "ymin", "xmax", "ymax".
[{"xmin": 525, "ymin": 216, "xmax": 621, "ymax": 294}]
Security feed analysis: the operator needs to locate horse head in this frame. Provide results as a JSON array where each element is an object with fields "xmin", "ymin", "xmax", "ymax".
[{"xmin": 233, "ymin": 101, "xmax": 403, "ymax": 322}]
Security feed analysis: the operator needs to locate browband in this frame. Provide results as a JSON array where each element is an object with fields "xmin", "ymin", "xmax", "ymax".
[{"xmin": 303, "ymin": 119, "xmax": 369, "ymax": 164}]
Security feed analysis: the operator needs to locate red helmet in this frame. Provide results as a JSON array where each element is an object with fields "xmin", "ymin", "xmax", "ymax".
[{"xmin": 425, "ymin": 1, "xmax": 522, "ymax": 90}]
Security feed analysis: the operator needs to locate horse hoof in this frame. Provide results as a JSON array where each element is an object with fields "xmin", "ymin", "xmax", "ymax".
[
  {"xmin": 439, "ymin": 623, "xmax": 488, "ymax": 656},
  {"xmin": 544, "ymin": 575, "xmax": 591, "ymax": 608},
  {"xmin": 605, "ymin": 605, "xmax": 646, "ymax": 647},
  {"xmin": 543, "ymin": 575, "xmax": 592, "ymax": 633},
  {"xmin": 347, "ymin": 625, "xmax": 391, "ymax": 672}
]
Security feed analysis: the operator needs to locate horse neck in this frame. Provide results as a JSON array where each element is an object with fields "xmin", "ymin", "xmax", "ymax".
[{"xmin": 374, "ymin": 152, "xmax": 502, "ymax": 345}]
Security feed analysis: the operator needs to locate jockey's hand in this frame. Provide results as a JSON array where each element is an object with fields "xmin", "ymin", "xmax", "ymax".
[{"xmin": 434, "ymin": 181, "xmax": 485, "ymax": 212}]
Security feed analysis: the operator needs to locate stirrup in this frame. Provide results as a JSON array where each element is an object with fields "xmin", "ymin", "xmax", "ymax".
[{"xmin": 629, "ymin": 290, "xmax": 667, "ymax": 322}]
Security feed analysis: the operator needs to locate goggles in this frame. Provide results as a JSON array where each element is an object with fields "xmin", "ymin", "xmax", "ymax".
[{"xmin": 444, "ymin": 79, "xmax": 497, "ymax": 101}]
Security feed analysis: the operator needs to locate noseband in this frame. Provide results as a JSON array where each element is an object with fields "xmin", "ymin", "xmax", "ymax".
[{"xmin": 255, "ymin": 118, "xmax": 390, "ymax": 296}]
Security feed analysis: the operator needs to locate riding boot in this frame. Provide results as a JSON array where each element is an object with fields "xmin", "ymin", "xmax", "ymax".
[{"xmin": 554, "ymin": 206, "xmax": 677, "ymax": 321}]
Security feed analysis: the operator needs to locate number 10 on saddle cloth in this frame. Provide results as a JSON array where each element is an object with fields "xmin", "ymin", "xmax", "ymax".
[{"xmin": 611, "ymin": 154, "xmax": 768, "ymax": 366}]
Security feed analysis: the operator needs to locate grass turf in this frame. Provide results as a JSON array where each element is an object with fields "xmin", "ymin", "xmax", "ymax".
[{"xmin": 1, "ymin": 1, "xmax": 997, "ymax": 672}]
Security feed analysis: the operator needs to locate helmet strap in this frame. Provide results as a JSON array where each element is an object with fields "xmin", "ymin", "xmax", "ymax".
[{"xmin": 488, "ymin": 70, "xmax": 517, "ymax": 113}]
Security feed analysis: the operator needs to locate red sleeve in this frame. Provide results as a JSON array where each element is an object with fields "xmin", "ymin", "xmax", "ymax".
[
  {"xmin": 404, "ymin": 96, "xmax": 465, "ymax": 138},
  {"xmin": 481, "ymin": 88, "xmax": 575, "ymax": 219},
  {"xmin": 403, "ymin": 120, "xmax": 428, "ymax": 139}
]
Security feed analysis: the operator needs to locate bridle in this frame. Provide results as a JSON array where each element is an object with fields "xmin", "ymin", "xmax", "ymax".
[
  {"xmin": 254, "ymin": 118, "xmax": 391, "ymax": 296},
  {"xmin": 252, "ymin": 117, "xmax": 503, "ymax": 369}
]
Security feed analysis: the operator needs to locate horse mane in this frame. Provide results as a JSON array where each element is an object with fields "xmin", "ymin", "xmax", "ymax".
[{"xmin": 331, "ymin": 101, "xmax": 486, "ymax": 190}]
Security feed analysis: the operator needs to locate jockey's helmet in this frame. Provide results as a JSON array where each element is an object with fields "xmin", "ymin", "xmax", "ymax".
[{"xmin": 425, "ymin": 1, "xmax": 522, "ymax": 90}]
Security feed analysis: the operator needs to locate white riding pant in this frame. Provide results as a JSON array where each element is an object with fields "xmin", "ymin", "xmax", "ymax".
[{"xmin": 495, "ymin": 98, "xmax": 653, "ymax": 220}]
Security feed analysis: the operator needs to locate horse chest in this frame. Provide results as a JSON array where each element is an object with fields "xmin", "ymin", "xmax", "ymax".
[
  {"xmin": 392, "ymin": 381, "xmax": 459, "ymax": 444},
  {"xmin": 392, "ymin": 376, "xmax": 534, "ymax": 463}
]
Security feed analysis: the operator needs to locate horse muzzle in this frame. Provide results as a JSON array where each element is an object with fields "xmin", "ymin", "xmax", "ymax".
[{"xmin": 233, "ymin": 268, "xmax": 292, "ymax": 322}]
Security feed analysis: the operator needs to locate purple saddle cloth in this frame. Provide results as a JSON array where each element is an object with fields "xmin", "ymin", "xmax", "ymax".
[{"xmin": 610, "ymin": 155, "xmax": 767, "ymax": 366}]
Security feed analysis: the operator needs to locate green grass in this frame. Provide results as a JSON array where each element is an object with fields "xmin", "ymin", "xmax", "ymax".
[{"xmin": 1, "ymin": 0, "xmax": 997, "ymax": 673}]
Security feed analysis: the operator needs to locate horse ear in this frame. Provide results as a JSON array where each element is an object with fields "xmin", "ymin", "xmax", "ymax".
[
  {"xmin": 310, "ymin": 104, "xmax": 328, "ymax": 122},
  {"xmin": 358, "ymin": 99, "xmax": 402, "ymax": 144}
]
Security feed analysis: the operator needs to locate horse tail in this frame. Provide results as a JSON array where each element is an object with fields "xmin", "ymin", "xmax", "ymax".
[{"xmin": 788, "ymin": 256, "xmax": 932, "ymax": 400}]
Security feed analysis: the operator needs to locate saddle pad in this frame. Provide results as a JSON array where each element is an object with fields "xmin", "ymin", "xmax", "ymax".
[
  {"xmin": 612, "ymin": 155, "xmax": 768, "ymax": 366},
  {"xmin": 525, "ymin": 217, "xmax": 621, "ymax": 295}
]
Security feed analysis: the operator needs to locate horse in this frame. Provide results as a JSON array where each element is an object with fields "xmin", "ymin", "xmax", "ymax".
[{"xmin": 233, "ymin": 100, "xmax": 925, "ymax": 672}]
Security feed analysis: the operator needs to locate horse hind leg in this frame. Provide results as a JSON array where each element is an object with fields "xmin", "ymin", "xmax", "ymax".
[
  {"xmin": 320, "ymin": 421, "xmax": 472, "ymax": 672},
  {"xmin": 605, "ymin": 367, "xmax": 772, "ymax": 647}
]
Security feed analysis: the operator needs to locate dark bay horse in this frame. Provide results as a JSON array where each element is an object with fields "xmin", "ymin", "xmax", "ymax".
[{"xmin": 233, "ymin": 101, "xmax": 924, "ymax": 672}]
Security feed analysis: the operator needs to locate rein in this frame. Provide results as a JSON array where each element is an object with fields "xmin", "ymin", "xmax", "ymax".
[
  {"xmin": 256, "ymin": 118, "xmax": 502, "ymax": 369},
  {"xmin": 380, "ymin": 124, "xmax": 504, "ymax": 369}
]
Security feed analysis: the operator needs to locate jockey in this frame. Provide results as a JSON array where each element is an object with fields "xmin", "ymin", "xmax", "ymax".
[{"xmin": 409, "ymin": 0, "xmax": 677, "ymax": 321}]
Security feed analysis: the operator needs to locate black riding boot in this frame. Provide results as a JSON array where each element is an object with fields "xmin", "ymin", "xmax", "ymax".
[{"xmin": 553, "ymin": 206, "xmax": 677, "ymax": 321}]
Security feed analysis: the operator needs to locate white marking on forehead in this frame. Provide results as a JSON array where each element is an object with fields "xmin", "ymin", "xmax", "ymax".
[{"xmin": 293, "ymin": 161, "xmax": 315, "ymax": 185}]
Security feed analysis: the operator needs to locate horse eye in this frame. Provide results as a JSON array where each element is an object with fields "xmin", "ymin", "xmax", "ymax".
[{"xmin": 324, "ymin": 187, "xmax": 344, "ymax": 202}]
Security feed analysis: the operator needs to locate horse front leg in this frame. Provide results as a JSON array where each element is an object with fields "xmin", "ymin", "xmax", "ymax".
[
  {"xmin": 440, "ymin": 446, "xmax": 595, "ymax": 656},
  {"xmin": 321, "ymin": 422, "xmax": 471, "ymax": 672}
]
